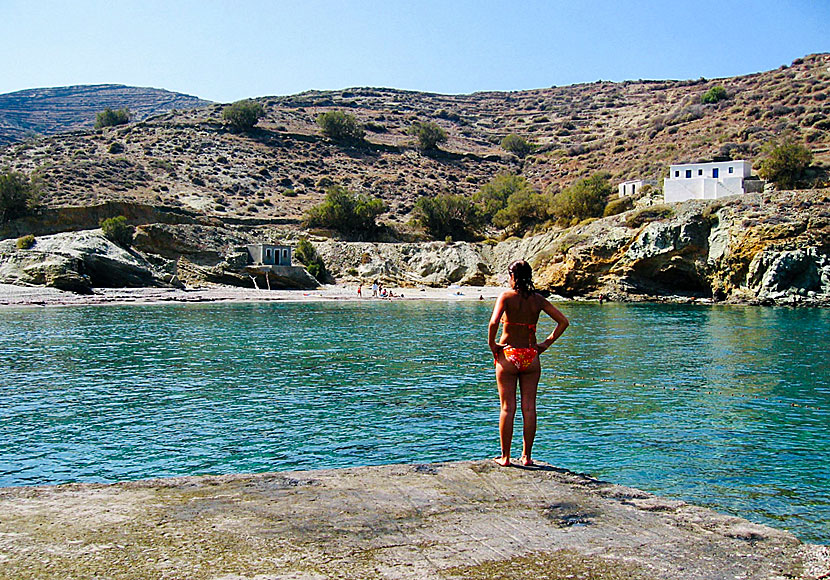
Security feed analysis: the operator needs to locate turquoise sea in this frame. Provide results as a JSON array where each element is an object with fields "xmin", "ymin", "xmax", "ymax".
[{"xmin": 0, "ymin": 300, "xmax": 827, "ymax": 543}]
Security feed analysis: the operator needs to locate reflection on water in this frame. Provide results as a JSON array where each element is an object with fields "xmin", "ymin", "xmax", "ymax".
[{"xmin": 0, "ymin": 300, "xmax": 827, "ymax": 543}]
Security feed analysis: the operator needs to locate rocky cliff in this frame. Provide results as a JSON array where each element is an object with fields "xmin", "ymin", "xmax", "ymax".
[
  {"xmin": 316, "ymin": 189, "xmax": 829, "ymax": 306},
  {"xmin": 0, "ymin": 190, "xmax": 826, "ymax": 305}
]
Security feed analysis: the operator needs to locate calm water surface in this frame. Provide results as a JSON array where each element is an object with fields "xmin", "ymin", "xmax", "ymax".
[{"xmin": 0, "ymin": 301, "xmax": 827, "ymax": 543}]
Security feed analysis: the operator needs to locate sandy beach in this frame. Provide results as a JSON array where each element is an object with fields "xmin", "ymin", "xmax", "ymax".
[{"xmin": 0, "ymin": 283, "xmax": 508, "ymax": 308}]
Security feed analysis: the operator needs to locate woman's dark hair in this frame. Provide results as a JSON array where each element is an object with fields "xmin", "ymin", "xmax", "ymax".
[{"xmin": 508, "ymin": 260, "xmax": 535, "ymax": 297}]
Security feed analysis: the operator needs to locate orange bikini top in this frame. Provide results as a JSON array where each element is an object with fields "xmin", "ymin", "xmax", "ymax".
[{"xmin": 501, "ymin": 318, "xmax": 537, "ymax": 333}]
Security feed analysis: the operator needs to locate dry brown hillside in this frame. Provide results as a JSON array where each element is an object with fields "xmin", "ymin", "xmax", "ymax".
[{"xmin": 2, "ymin": 54, "xmax": 828, "ymax": 232}]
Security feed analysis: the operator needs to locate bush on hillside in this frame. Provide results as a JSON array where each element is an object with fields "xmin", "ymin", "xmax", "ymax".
[
  {"xmin": 100, "ymin": 215, "xmax": 134, "ymax": 246},
  {"xmin": 94, "ymin": 107, "xmax": 130, "ymax": 129},
  {"xmin": 500, "ymin": 134, "xmax": 535, "ymax": 157},
  {"xmin": 411, "ymin": 194, "xmax": 481, "ymax": 241},
  {"xmin": 0, "ymin": 170, "xmax": 40, "ymax": 223},
  {"xmin": 625, "ymin": 204, "xmax": 675, "ymax": 228},
  {"xmin": 701, "ymin": 86, "xmax": 728, "ymax": 104},
  {"xmin": 16, "ymin": 234, "xmax": 35, "ymax": 249},
  {"xmin": 550, "ymin": 172, "xmax": 613, "ymax": 223},
  {"xmin": 492, "ymin": 187, "xmax": 549, "ymax": 234},
  {"xmin": 755, "ymin": 136, "xmax": 814, "ymax": 189},
  {"xmin": 303, "ymin": 186, "xmax": 385, "ymax": 238},
  {"xmin": 316, "ymin": 111, "xmax": 365, "ymax": 143},
  {"xmin": 603, "ymin": 196, "xmax": 634, "ymax": 217},
  {"xmin": 409, "ymin": 121, "xmax": 447, "ymax": 151},
  {"xmin": 474, "ymin": 173, "xmax": 533, "ymax": 221},
  {"xmin": 223, "ymin": 99, "xmax": 265, "ymax": 131},
  {"xmin": 295, "ymin": 237, "xmax": 327, "ymax": 282}
]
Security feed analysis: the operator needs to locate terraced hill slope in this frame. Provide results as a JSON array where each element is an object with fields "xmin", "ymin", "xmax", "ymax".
[
  {"xmin": 0, "ymin": 84, "xmax": 210, "ymax": 146},
  {"xmin": 1, "ymin": 54, "xmax": 828, "ymax": 232}
]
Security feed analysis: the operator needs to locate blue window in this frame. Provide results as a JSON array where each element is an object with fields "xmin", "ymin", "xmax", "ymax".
[
  {"xmin": 685, "ymin": 170, "xmax": 692, "ymax": 178},
  {"xmin": 713, "ymin": 168, "xmax": 719, "ymax": 178},
  {"xmin": 675, "ymin": 171, "xmax": 680, "ymax": 177},
  {"xmin": 698, "ymin": 169, "xmax": 703, "ymax": 176},
  {"xmin": 728, "ymin": 166, "xmax": 734, "ymax": 174}
]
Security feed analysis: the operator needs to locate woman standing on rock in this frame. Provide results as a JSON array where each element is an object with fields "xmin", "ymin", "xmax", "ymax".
[{"xmin": 488, "ymin": 260, "xmax": 569, "ymax": 467}]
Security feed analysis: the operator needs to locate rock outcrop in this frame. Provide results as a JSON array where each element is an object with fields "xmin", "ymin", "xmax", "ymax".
[
  {"xmin": 317, "ymin": 190, "xmax": 830, "ymax": 306},
  {"xmin": 1, "ymin": 190, "xmax": 826, "ymax": 304},
  {"xmin": 0, "ymin": 225, "xmax": 319, "ymax": 292}
]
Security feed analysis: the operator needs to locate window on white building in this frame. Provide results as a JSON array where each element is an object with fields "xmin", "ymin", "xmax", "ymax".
[
  {"xmin": 728, "ymin": 167, "xmax": 734, "ymax": 174},
  {"xmin": 685, "ymin": 170, "xmax": 692, "ymax": 178},
  {"xmin": 698, "ymin": 169, "xmax": 703, "ymax": 176},
  {"xmin": 713, "ymin": 168, "xmax": 719, "ymax": 178},
  {"xmin": 675, "ymin": 171, "xmax": 679, "ymax": 177}
]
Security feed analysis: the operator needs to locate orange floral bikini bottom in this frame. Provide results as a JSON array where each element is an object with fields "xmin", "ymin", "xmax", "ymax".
[{"xmin": 499, "ymin": 346, "xmax": 539, "ymax": 372}]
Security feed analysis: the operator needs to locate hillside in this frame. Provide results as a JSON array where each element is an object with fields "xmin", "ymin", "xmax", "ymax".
[
  {"xmin": 0, "ymin": 84, "xmax": 210, "ymax": 146},
  {"xmin": 1, "ymin": 55, "xmax": 829, "ymax": 232}
]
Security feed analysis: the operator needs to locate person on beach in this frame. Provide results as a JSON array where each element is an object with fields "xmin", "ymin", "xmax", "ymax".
[{"xmin": 488, "ymin": 260, "xmax": 569, "ymax": 467}]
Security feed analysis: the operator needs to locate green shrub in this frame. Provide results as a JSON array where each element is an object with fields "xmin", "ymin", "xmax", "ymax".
[
  {"xmin": 493, "ymin": 188, "xmax": 548, "ymax": 234},
  {"xmin": 603, "ymin": 196, "xmax": 634, "ymax": 217},
  {"xmin": 474, "ymin": 173, "xmax": 533, "ymax": 220},
  {"xmin": 701, "ymin": 86, "xmax": 728, "ymax": 104},
  {"xmin": 755, "ymin": 136, "xmax": 814, "ymax": 189},
  {"xmin": 316, "ymin": 111, "xmax": 365, "ymax": 143},
  {"xmin": 303, "ymin": 185, "xmax": 385, "ymax": 238},
  {"xmin": 408, "ymin": 121, "xmax": 447, "ymax": 151},
  {"xmin": 100, "ymin": 215, "xmax": 134, "ymax": 246},
  {"xmin": 94, "ymin": 107, "xmax": 130, "ymax": 129},
  {"xmin": 550, "ymin": 172, "xmax": 613, "ymax": 222},
  {"xmin": 294, "ymin": 237, "xmax": 327, "ymax": 282},
  {"xmin": 0, "ymin": 170, "xmax": 40, "ymax": 223},
  {"xmin": 411, "ymin": 194, "xmax": 481, "ymax": 241},
  {"xmin": 16, "ymin": 234, "xmax": 35, "ymax": 249},
  {"xmin": 500, "ymin": 134, "xmax": 535, "ymax": 157},
  {"xmin": 282, "ymin": 188, "xmax": 297, "ymax": 197},
  {"xmin": 223, "ymin": 99, "xmax": 265, "ymax": 131},
  {"xmin": 625, "ymin": 205, "xmax": 675, "ymax": 228}
]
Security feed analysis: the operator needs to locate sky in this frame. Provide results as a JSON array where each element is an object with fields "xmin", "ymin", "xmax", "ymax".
[{"xmin": 2, "ymin": 0, "xmax": 828, "ymax": 103}]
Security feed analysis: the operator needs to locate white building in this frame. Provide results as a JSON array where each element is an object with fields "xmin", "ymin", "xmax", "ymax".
[
  {"xmin": 618, "ymin": 179, "xmax": 657, "ymax": 197},
  {"xmin": 663, "ymin": 160, "xmax": 759, "ymax": 203},
  {"xmin": 247, "ymin": 244, "xmax": 292, "ymax": 267}
]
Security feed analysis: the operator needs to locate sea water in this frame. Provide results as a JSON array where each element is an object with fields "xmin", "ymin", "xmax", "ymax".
[{"xmin": 0, "ymin": 300, "xmax": 827, "ymax": 543}]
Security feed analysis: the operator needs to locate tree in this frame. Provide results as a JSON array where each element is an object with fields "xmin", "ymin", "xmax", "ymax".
[
  {"xmin": 550, "ymin": 172, "xmax": 613, "ymax": 223},
  {"xmin": 755, "ymin": 137, "xmax": 813, "ymax": 190},
  {"xmin": 474, "ymin": 173, "xmax": 534, "ymax": 221},
  {"xmin": 94, "ymin": 107, "xmax": 130, "ymax": 129},
  {"xmin": 294, "ymin": 237, "xmax": 327, "ymax": 282},
  {"xmin": 500, "ymin": 134, "xmax": 535, "ymax": 157},
  {"xmin": 223, "ymin": 99, "xmax": 265, "ymax": 131},
  {"xmin": 701, "ymin": 86, "xmax": 728, "ymax": 104},
  {"xmin": 303, "ymin": 185, "xmax": 385, "ymax": 238},
  {"xmin": 411, "ymin": 194, "xmax": 480, "ymax": 241},
  {"xmin": 316, "ymin": 111, "xmax": 365, "ymax": 143},
  {"xmin": 100, "ymin": 215, "xmax": 134, "ymax": 246},
  {"xmin": 0, "ymin": 171, "xmax": 39, "ymax": 223},
  {"xmin": 409, "ymin": 121, "xmax": 447, "ymax": 151}
]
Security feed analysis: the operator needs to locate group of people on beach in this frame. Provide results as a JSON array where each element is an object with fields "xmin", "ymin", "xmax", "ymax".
[{"xmin": 357, "ymin": 280, "xmax": 402, "ymax": 299}]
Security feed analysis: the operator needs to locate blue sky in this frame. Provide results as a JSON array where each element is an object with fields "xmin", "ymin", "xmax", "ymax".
[{"xmin": 2, "ymin": 0, "xmax": 828, "ymax": 102}]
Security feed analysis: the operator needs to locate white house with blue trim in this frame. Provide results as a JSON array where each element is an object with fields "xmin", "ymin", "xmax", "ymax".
[{"xmin": 663, "ymin": 160, "xmax": 760, "ymax": 203}]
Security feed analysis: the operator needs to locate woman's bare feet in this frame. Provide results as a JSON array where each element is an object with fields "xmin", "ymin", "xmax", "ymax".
[
  {"xmin": 493, "ymin": 456, "xmax": 511, "ymax": 467},
  {"xmin": 520, "ymin": 455, "xmax": 534, "ymax": 466}
]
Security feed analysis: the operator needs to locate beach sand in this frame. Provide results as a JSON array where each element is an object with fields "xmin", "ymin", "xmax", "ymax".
[{"xmin": 0, "ymin": 283, "xmax": 507, "ymax": 308}]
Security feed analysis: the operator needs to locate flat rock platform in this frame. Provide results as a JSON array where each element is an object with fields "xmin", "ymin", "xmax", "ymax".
[{"xmin": 0, "ymin": 460, "xmax": 827, "ymax": 579}]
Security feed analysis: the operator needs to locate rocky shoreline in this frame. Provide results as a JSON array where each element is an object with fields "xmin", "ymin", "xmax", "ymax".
[{"xmin": 1, "ymin": 190, "xmax": 828, "ymax": 307}]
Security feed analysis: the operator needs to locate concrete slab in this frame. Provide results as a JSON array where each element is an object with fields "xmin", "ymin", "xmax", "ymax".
[{"xmin": 0, "ymin": 460, "xmax": 827, "ymax": 579}]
